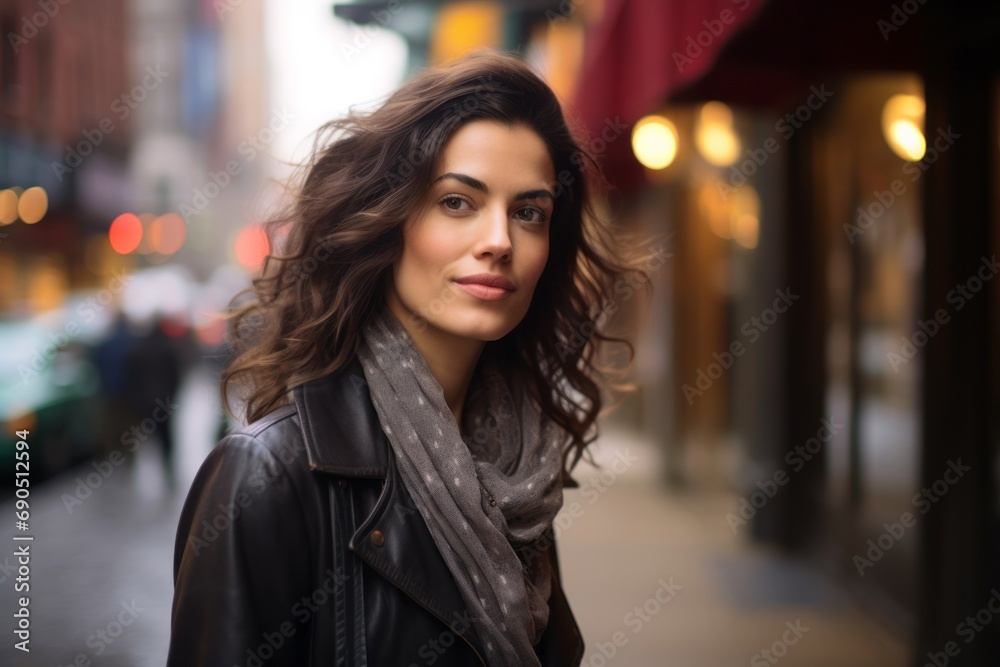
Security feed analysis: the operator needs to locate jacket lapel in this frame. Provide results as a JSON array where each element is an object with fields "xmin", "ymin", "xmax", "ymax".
[{"xmin": 293, "ymin": 355, "xmax": 489, "ymax": 663}]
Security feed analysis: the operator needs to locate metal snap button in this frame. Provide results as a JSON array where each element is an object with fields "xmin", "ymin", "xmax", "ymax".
[{"xmin": 371, "ymin": 529, "xmax": 385, "ymax": 547}]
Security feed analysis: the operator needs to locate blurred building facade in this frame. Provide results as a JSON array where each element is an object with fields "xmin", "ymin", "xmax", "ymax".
[
  {"xmin": 130, "ymin": 0, "xmax": 269, "ymax": 280},
  {"xmin": 0, "ymin": 0, "xmax": 129, "ymax": 314},
  {"xmin": 0, "ymin": 0, "xmax": 269, "ymax": 319}
]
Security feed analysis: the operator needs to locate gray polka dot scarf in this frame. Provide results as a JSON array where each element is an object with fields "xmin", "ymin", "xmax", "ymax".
[{"xmin": 357, "ymin": 304, "xmax": 565, "ymax": 665}]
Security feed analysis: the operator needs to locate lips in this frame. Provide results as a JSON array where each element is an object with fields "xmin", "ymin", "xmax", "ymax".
[
  {"xmin": 452, "ymin": 274, "xmax": 515, "ymax": 301},
  {"xmin": 453, "ymin": 273, "xmax": 516, "ymax": 290}
]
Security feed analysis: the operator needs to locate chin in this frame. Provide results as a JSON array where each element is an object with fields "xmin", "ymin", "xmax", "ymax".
[{"xmin": 438, "ymin": 311, "xmax": 521, "ymax": 343}]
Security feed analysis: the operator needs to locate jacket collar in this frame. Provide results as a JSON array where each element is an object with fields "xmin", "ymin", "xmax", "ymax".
[{"xmin": 293, "ymin": 354, "xmax": 389, "ymax": 478}]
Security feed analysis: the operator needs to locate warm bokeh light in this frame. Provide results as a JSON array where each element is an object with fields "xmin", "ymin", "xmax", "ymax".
[
  {"xmin": 882, "ymin": 94, "xmax": 926, "ymax": 161},
  {"xmin": 732, "ymin": 213, "xmax": 760, "ymax": 249},
  {"xmin": 632, "ymin": 115, "xmax": 679, "ymax": 170},
  {"xmin": 534, "ymin": 16, "xmax": 586, "ymax": 104},
  {"xmin": 887, "ymin": 119, "xmax": 926, "ymax": 161},
  {"xmin": 0, "ymin": 189, "xmax": 18, "ymax": 225},
  {"xmin": 27, "ymin": 259, "xmax": 66, "ymax": 312},
  {"xmin": 431, "ymin": 2, "xmax": 503, "ymax": 65},
  {"xmin": 136, "ymin": 213, "xmax": 157, "ymax": 254},
  {"xmin": 695, "ymin": 101, "xmax": 741, "ymax": 167},
  {"xmin": 729, "ymin": 185, "xmax": 761, "ymax": 249},
  {"xmin": 700, "ymin": 181, "xmax": 761, "ymax": 248},
  {"xmin": 234, "ymin": 225, "xmax": 270, "ymax": 272},
  {"xmin": 18, "ymin": 186, "xmax": 48, "ymax": 224},
  {"xmin": 109, "ymin": 213, "xmax": 143, "ymax": 254},
  {"xmin": 699, "ymin": 184, "xmax": 732, "ymax": 239},
  {"xmin": 148, "ymin": 213, "xmax": 187, "ymax": 255}
]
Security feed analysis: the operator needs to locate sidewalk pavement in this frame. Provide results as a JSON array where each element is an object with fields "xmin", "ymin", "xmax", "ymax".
[{"xmin": 559, "ymin": 426, "xmax": 909, "ymax": 666}]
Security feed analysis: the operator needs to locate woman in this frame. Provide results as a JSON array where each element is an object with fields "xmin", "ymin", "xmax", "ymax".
[{"xmin": 167, "ymin": 48, "xmax": 657, "ymax": 666}]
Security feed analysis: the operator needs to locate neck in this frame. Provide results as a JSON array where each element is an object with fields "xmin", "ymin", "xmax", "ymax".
[{"xmin": 383, "ymin": 291, "xmax": 484, "ymax": 430}]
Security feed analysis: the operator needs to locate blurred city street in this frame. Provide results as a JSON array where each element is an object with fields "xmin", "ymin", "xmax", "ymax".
[
  {"xmin": 1, "ymin": 361, "xmax": 908, "ymax": 667},
  {"xmin": 0, "ymin": 360, "xmax": 215, "ymax": 667}
]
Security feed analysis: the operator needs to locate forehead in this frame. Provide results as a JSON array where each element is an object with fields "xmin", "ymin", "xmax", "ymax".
[{"xmin": 434, "ymin": 120, "xmax": 555, "ymax": 186}]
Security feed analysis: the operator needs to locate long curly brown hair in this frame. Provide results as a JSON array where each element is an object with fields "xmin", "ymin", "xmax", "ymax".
[{"xmin": 220, "ymin": 48, "xmax": 663, "ymax": 478}]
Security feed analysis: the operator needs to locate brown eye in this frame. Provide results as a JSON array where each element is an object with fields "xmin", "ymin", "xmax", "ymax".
[
  {"xmin": 439, "ymin": 195, "xmax": 471, "ymax": 211},
  {"xmin": 516, "ymin": 207, "xmax": 548, "ymax": 224}
]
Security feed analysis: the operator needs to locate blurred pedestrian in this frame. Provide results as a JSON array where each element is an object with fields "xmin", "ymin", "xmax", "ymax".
[
  {"xmin": 91, "ymin": 310, "xmax": 140, "ymax": 464},
  {"xmin": 124, "ymin": 313, "xmax": 183, "ymax": 490}
]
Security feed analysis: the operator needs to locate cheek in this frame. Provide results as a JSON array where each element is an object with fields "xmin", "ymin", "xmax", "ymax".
[
  {"xmin": 397, "ymin": 220, "xmax": 457, "ymax": 289},
  {"xmin": 409, "ymin": 224, "xmax": 455, "ymax": 267},
  {"xmin": 523, "ymin": 238, "xmax": 550, "ymax": 286}
]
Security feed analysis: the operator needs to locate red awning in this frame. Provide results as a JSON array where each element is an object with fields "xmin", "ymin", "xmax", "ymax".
[
  {"xmin": 570, "ymin": 0, "xmax": 769, "ymax": 193},
  {"xmin": 574, "ymin": 0, "xmax": 768, "ymax": 129},
  {"xmin": 570, "ymin": 0, "xmax": 924, "ymax": 194}
]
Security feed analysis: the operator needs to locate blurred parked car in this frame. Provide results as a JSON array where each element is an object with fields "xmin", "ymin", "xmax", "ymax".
[{"xmin": 0, "ymin": 318, "xmax": 101, "ymax": 499}]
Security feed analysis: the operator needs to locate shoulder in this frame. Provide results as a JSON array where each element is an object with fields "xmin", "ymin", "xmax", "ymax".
[
  {"xmin": 174, "ymin": 402, "xmax": 317, "ymax": 564},
  {"xmin": 214, "ymin": 403, "xmax": 306, "ymax": 474},
  {"xmin": 185, "ymin": 403, "xmax": 313, "ymax": 524}
]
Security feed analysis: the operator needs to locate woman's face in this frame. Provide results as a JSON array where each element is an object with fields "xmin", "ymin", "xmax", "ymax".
[{"xmin": 386, "ymin": 120, "xmax": 555, "ymax": 343}]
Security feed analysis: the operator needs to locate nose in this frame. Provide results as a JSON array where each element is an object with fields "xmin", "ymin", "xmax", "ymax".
[{"xmin": 475, "ymin": 204, "xmax": 512, "ymax": 261}]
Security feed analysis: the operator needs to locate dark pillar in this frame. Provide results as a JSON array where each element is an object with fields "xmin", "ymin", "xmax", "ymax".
[{"xmin": 916, "ymin": 3, "xmax": 1000, "ymax": 665}]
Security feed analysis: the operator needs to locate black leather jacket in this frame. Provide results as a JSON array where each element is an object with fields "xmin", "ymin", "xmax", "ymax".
[{"xmin": 167, "ymin": 354, "xmax": 585, "ymax": 666}]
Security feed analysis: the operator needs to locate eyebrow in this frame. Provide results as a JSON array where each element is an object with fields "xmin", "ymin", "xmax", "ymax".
[{"xmin": 432, "ymin": 172, "xmax": 554, "ymax": 202}]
